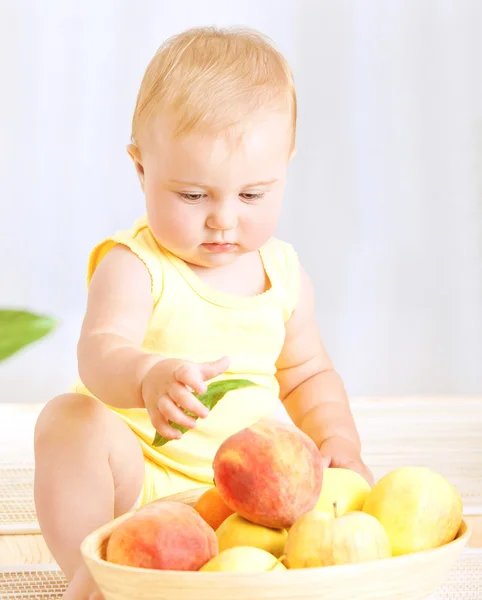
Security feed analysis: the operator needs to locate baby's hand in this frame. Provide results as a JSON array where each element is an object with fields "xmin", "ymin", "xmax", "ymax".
[
  {"xmin": 141, "ymin": 356, "xmax": 230, "ymax": 440},
  {"xmin": 319, "ymin": 436, "xmax": 374, "ymax": 486}
]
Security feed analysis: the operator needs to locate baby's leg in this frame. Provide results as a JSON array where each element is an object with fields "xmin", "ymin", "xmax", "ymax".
[{"xmin": 34, "ymin": 393, "xmax": 145, "ymax": 599}]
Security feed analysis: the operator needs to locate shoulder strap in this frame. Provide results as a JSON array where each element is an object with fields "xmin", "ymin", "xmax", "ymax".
[
  {"xmin": 261, "ymin": 237, "xmax": 301, "ymax": 322},
  {"xmin": 87, "ymin": 216, "xmax": 164, "ymax": 303}
]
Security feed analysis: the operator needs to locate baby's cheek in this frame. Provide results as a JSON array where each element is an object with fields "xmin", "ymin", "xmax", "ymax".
[
  {"xmin": 243, "ymin": 207, "xmax": 279, "ymax": 246},
  {"xmin": 167, "ymin": 211, "xmax": 198, "ymax": 243},
  {"xmin": 148, "ymin": 197, "xmax": 201, "ymax": 247}
]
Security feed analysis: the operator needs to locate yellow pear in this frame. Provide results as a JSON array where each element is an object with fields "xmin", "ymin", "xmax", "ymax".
[
  {"xmin": 216, "ymin": 513, "xmax": 287, "ymax": 558},
  {"xmin": 200, "ymin": 546, "xmax": 286, "ymax": 572},
  {"xmin": 285, "ymin": 509, "xmax": 391, "ymax": 568},
  {"xmin": 363, "ymin": 466, "xmax": 463, "ymax": 556},
  {"xmin": 316, "ymin": 467, "xmax": 372, "ymax": 516}
]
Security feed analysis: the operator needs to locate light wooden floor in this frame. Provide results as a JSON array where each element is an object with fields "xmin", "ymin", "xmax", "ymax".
[{"xmin": 1, "ymin": 399, "xmax": 481, "ymax": 567}]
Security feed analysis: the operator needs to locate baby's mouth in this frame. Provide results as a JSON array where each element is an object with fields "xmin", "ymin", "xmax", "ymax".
[{"xmin": 201, "ymin": 243, "xmax": 237, "ymax": 253}]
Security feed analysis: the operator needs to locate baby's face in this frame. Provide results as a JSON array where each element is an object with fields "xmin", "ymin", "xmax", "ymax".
[{"xmin": 134, "ymin": 110, "xmax": 293, "ymax": 268}]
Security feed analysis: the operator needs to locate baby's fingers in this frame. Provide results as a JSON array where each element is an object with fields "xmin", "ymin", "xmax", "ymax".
[
  {"xmin": 146, "ymin": 402, "xmax": 182, "ymax": 440},
  {"xmin": 174, "ymin": 362, "xmax": 207, "ymax": 395},
  {"xmin": 161, "ymin": 394, "xmax": 198, "ymax": 429},
  {"xmin": 331, "ymin": 457, "xmax": 374, "ymax": 487},
  {"xmin": 199, "ymin": 356, "xmax": 230, "ymax": 380},
  {"xmin": 170, "ymin": 381, "xmax": 208, "ymax": 419}
]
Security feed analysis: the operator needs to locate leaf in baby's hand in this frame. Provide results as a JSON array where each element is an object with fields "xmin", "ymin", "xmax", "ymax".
[
  {"xmin": 152, "ymin": 378, "xmax": 257, "ymax": 447},
  {"xmin": 0, "ymin": 310, "xmax": 56, "ymax": 362},
  {"xmin": 198, "ymin": 379, "xmax": 258, "ymax": 411},
  {"xmin": 152, "ymin": 416, "xmax": 193, "ymax": 448}
]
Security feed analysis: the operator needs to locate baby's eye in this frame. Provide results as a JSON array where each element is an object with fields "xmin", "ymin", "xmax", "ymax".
[
  {"xmin": 179, "ymin": 192, "xmax": 206, "ymax": 203},
  {"xmin": 240, "ymin": 192, "xmax": 265, "ymax": 202}
]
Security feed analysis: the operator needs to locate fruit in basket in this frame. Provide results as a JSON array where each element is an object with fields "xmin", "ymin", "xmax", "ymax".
[
  {"xmin": 213, "ymin": 421, "xmax": 323, "ymax": 528},
  {"xmin": 216, "ymin": 513, "xmax": 288, "ymax": 557},
  {"xmin": 194, "ymin": 486, "xmax": 235, "ymax": 531},
  {"xmin": 362, "ymin": 466, "xmax": 463, "ymax": 556},
  {"xmin": 106, "ymin": 501, "xmax": 218, "ymax": 570},
  {"xmin": 285, "ymin": 508, "xmax": 391, "ymax": 568},
  {"xmin": 315, "ymin": 467, "xmax": 372, "ymax": 516},
  {"xmin": 199, "ymin": 546, "xmax": 286, "ymax": 572}
]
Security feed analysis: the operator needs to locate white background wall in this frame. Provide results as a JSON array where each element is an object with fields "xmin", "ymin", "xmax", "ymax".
[{"xmin": 1, "ymin": 0, "xmax": 481, "ymax": 403}]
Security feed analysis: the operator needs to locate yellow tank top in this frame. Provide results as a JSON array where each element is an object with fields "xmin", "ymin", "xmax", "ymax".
[{"xmin": 75, "ymin": 216, "xmax": 300, "ymax": 484}]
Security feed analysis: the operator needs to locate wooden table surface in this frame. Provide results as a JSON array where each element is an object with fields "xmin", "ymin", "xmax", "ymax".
[{"xmin": 0, "ymin": 400, "xmax": 480, "ymax": 567}]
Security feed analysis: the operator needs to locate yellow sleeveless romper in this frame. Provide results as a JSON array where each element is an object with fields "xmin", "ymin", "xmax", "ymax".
[{"xmin": 74, "ymin": 216, "xmax": 300, "ymax": 506}]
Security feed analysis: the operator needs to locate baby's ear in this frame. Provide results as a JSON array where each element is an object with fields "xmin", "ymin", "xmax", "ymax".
[{"xmin": 126, "ymin": 144, "xmax": 145, "ymax": 190}]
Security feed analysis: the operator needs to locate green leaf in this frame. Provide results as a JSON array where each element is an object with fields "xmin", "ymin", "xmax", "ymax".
[
  {"xmin": 0, "ymin": 310, "xmax": 56, "ymax": 362},
  {"xmin": 152, "ymin": 378, "xmax": 257, "ymax": 447}
]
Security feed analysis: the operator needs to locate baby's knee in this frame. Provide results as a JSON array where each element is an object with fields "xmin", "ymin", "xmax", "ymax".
[{"xmin": 34, "ymin": 393, "xmax": 106, "ymax": 448}]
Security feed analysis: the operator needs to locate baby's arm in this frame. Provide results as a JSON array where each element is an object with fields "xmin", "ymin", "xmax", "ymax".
[
  {"xmin": 78, "ymin": 244, "xmax": 159, "ymax": 409},
  {"xmin": 276, "ymin": 265, "xmax": 373, "ymax": 484},
  {"xmin": 77, "ymin": 245, "xmax": 227, "ymax": 438}
]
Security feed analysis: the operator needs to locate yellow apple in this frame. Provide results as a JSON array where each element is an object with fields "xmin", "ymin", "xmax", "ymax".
[
  {"xmin": 363, "ymin": 466, "xmax": 463, "ymax": 556},
  {"xmin": 216, "ymin": 513, "xmax": 288, "ymax": 558},
  {"xmin": 315, "ymin": 467, "xmax": 372, "ymax": 516},
  {"xmin": 200, "ymin": 546, "xmax": 286, "ymax": 572},
  {"xmin": 285, "ymin": 509, "xmax": 391, "ymax": 568}
]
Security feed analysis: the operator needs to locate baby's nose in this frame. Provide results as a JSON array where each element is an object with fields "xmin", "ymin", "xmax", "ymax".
[{"xmin": 206, "ymin": 206, "xmax": 238, "ymax": 230}]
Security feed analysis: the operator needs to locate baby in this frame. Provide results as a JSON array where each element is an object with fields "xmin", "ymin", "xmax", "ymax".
[{"xmin": 33, "ymin": 26, "xmax": 372, "ymax": 599}]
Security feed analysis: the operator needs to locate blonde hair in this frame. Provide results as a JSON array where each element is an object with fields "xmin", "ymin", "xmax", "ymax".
[{"xmin": 131, "ymin": 26, "xmax": 296, "ymax": 150}]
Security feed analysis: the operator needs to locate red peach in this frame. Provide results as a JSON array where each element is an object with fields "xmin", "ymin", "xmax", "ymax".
[
  {"xmin": 106, "ymin": 501, "xmax": 218, "ymax": 570},
  {"xmin": 213, "ymin": 421, "xmax": 323, "ymax": 528}
]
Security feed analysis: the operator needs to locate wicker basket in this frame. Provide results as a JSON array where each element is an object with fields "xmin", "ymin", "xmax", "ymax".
[{"xmin": 81, "ymin": 487, "xmax": 471, "ymax": 600}]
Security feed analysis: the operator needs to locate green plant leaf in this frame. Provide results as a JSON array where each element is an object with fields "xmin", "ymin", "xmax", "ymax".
[
  {"xmin": 0, "ymin": 310, "xmax": 56, "ymax": 362},
  {"xmin": 152, "ymin": 378, "xmax": 257, "ymax": 447}
]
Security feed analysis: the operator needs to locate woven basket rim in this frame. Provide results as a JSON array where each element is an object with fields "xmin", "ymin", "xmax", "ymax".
[{"xmin": 80, "ymin": 502, "xmax": 471, "ymax": 579}]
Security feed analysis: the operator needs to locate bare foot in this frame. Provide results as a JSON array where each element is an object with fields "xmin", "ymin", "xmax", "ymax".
[{"xmin": 62, "ymin": 564, "xmax": 103, "ymax": 600}]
